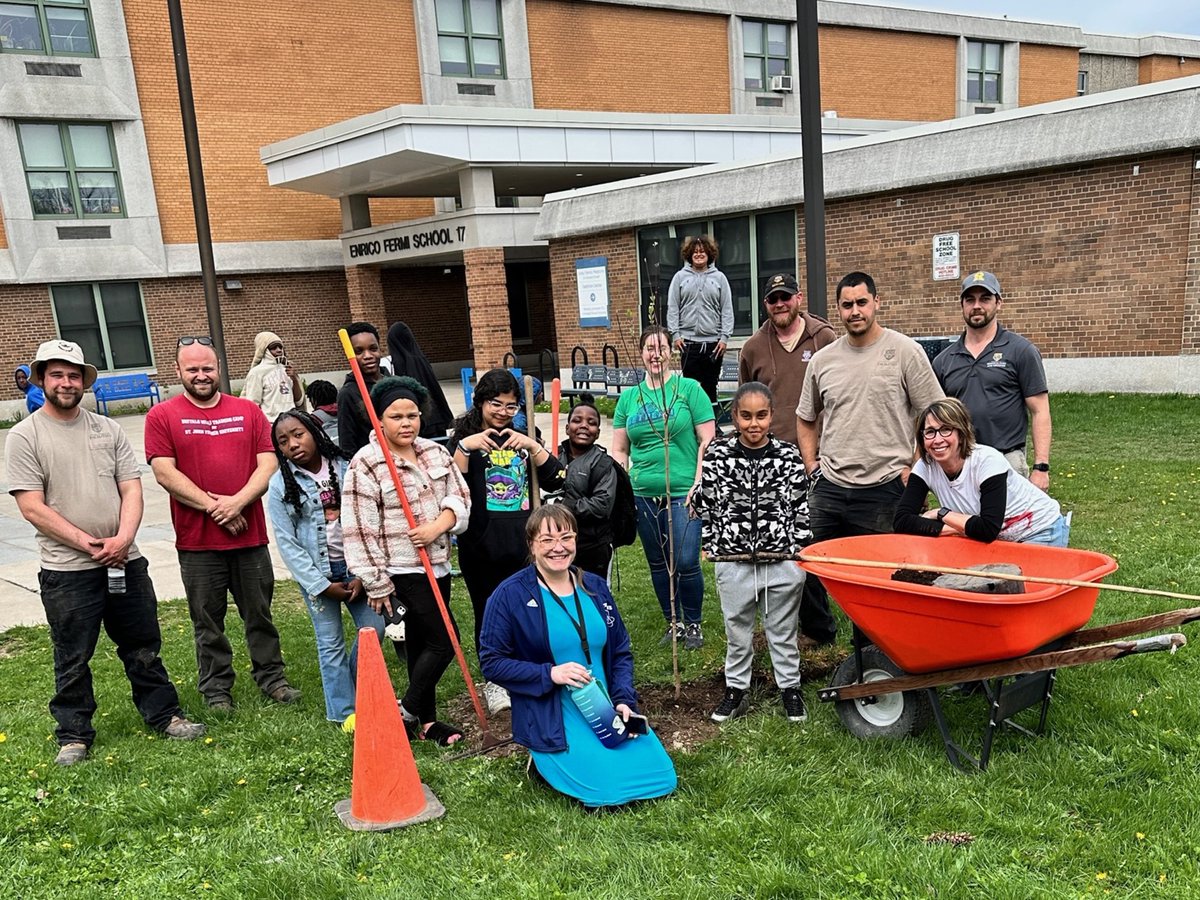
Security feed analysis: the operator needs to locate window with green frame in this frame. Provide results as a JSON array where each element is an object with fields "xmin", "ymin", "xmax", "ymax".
[
  {"xmin": 637, "ymin": 210, "xmax": 798, "ymax": 337},
  {"xmin": 51, "ymin": 282, "xmax": 154, "ymax": 372},
  {"xmin": 17, "ymin": 121, "xmax": 124, "ymax": 218},
  {"xmin": 0, "ymin": 1, "xmax": 95, "ymax": 55},
  {"xmin": 742, "ymin": 20, "xmax": 789, "ymax": 91},
  {"xmin": 967, "ymin": 40, "xmax": 1002, "ymax": 103},
  {"xmin": 434, "ymin": 0, "xmax": 504, "ymax": 78}
]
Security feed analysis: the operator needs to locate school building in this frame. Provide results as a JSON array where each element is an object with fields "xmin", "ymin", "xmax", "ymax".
[{"xmin": 3, "ymin": 0, "xmax": 1200, "ymax": 413}]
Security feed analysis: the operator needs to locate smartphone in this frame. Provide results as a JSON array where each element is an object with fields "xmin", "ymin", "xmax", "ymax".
[{"xmin": 624, "ymin": 713, "xmax": 649, "ymax": 735}]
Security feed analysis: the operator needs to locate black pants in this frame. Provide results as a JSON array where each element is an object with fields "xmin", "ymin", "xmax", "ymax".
[
  {"xmin": 808, "ymin": 475, "xmax": 904, "ymax": 542},
  {"xmin": 574, "ymin": 542, "xmax": 613, "ymax": 582},
  {"xmin": 680, "ymin": 340, "xmax": 723, "ymax": 403},
  {"xmin": 391, "ymin": 573, "xmax": 457, "ymax": 723},
  {"xmin": 458, "ymin": 543, "xmax": 526, "ymax": 655},
  {"xmin": 38, "ymin": 557, "xmax": 183, "ymax": 746},
  {"xmin": 799, "ymin": 574, "xmax": 837, "ymax": 645},
  {"xmin": 177, "ymin": 546, "xmax": 287, "ymax": 703}
]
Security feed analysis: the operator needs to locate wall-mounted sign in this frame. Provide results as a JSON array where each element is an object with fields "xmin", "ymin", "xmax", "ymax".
[
  {"xmin": 576, "ymin": 256, "xmax": 610, "ymax": 328},
  {"xmin": 932, "ymin": 232, "xmax": 960, "ymax": 282},
  {"xmin": 342, "ymin": 219, "xmax": 477, "ymax": 265}
]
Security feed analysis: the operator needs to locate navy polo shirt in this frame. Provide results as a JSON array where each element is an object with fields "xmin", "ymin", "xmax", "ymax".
[{"xmin": 932, "ymin": 325, "xmax": 1048, "ymax": 454}]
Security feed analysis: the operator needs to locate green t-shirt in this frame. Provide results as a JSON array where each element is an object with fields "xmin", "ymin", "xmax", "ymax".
[{"xmin": 613, "ymin": 375, "xmax": 714, "ymax": 497}]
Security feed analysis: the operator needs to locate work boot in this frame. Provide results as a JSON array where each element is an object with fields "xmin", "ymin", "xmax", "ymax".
[
  {"xmin": 268, "ymin": 684, "xmax": 301, "ymax": 704},
  {"xmin": 164, "ymin": 716, "xmax": 207, "ymax": 740},
  {"xmin": 54, "ymin": 742, "xmax": 89, "ymax": 767}
]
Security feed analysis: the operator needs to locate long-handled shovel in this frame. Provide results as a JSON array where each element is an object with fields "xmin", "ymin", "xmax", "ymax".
[{"xmin": 338, "ymin": 329, "xmax": 505, "ymax": 752}]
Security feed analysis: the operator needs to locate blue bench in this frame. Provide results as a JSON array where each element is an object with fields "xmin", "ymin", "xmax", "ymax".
[{"xmin": 93, "ymin": 373, "xmax": 161, "ymax": 415}]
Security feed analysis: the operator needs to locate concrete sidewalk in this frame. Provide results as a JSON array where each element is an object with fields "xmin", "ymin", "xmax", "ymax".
[{"xmin": 0, "ymin": 379, "xmax": 599, "ymax": 632}]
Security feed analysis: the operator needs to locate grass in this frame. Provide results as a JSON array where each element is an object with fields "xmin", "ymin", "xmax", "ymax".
[{"xmin": 3, "ymin": 393, "xmax": 1200, "ymax": 898}]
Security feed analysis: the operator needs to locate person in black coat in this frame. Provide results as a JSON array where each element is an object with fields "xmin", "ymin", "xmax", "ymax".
[{"xmin": 383, "ymin": 322, "xmax": 454, "ymax": 441}]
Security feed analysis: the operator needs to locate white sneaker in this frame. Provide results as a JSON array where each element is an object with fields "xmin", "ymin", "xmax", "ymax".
[{"xmin": 483, "ymin": 681, "xmax": 511, "ymax": 714}]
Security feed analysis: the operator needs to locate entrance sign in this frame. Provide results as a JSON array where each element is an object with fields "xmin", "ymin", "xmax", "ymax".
[
  {"xmin": 932, "ymin": 232, "xmax": 960, "ymax": 281},
  {"xmin": 576, "ymin": 256, "xmax": 610, "ymax": 327}
]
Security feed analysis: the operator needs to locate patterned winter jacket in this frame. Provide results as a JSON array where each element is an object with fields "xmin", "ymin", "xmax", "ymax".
[{"xmin": 691, "ymin": 434, "xmax": 811, "ymax": 559}]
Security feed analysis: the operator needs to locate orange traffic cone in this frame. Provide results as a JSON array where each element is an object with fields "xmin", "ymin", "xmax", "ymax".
[{"xmin": 334, "ymin": 628, "xmax": 445, "ymax": 830}]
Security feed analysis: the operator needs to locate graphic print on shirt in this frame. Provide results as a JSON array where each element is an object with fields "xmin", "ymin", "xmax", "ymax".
[
  {"xmin": 484, "ymin": 448, "xmax": 529, "ymax": 512},
  {"xmin": 180, "ymin": 414, "xmax": 247, "ymax": 437}
]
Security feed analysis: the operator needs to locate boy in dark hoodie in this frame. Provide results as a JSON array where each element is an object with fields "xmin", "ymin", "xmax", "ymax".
[{"xmin": 336, "ymin": 322, "xmax": 384, "ymax": 456}]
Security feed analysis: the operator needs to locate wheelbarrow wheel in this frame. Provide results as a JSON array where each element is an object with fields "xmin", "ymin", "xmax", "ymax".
[{"xmin": 833, "ymin": 645, "xmax": 932, "ymax": 740}]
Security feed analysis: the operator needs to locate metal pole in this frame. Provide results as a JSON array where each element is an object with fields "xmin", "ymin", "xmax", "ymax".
[
  {"xmin": 167, "ymin": 0, "xmax": 230, "ymax": 392},
  {"xmin": 796, "ymin": 0, "xmax": 827, "ymax": 317}
]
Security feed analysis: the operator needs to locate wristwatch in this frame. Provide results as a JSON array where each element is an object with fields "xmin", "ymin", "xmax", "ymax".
[
  {"xmin": 936, "ymin": 507, "xmax": 951, "ymax": 522},
  {"xmin": 1032, "ymin": 463, "xmax": 1050, "ymax": 473}
]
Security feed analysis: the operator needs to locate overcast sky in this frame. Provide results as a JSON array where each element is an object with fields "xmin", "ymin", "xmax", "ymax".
[{"xmin": 863, "ymin": 1, "xmax": 1200, "ymax": 37}]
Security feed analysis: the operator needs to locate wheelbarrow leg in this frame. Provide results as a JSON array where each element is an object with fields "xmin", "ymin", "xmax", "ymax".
[{"xmin": 926, "ymin": 687, "xmax": 982, "ymax": 772}]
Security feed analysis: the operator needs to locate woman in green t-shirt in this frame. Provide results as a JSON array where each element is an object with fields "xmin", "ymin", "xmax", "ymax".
[{"xmin": 612, "ymin": 327, "xmax": 715, "ymax": 650}]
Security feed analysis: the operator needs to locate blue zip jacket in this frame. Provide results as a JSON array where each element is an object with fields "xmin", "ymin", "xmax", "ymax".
[
  {"xmin": 266, "ymin": 457, "xmax": 348, "ymax": 599},
  {"xmin": 479, "ymin": 565, "xmax": 639, "ymax": 752}
]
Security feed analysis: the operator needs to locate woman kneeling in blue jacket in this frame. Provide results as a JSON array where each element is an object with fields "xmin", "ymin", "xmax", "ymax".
[{"xmin": 480, "ymin": 505, "xmax": 676, "ymax": 808}]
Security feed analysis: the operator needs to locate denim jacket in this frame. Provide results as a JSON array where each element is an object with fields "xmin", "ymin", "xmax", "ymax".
[{"xmin": 266, "ymin": 457, "xmax": 348, "ymax": 600}]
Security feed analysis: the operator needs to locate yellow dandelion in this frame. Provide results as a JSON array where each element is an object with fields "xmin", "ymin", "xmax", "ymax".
[
  {"xmin": 61, "ymin": 842, "xmax": 74, "ymax": 850},
  {"xmin": 1096, "ymin": 872, "xmax": 1107, "ymax": 880},
  {"xmin": 1136, "ymin": 832, "xmax": 1145, "ymax": 840},
  {"xmin": 1131, "ymin": 709, "xmax": 1139, "ymax": 717},
  {"xmin": 237, "ymin": 778, "xmax": 247, "ymax": 785},
  {"xmin": 0, "ymin": 732, "xmax": 7, "ymax": 743}
]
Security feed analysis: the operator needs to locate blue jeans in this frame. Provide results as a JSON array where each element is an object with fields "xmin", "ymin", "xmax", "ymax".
[
  {"xmin": 38, "ymin": 556, "xmax": 183, "ymax": 746},
  {"xmin": 634, "ymin": 496, "xmax": 704, "ymax": 625},
  {"xmin": 301, "ymin": 559, "xmax": 385, "ymax": 723},
  {"xmin": 1023, "ymin": 514, "xmax": 1071, "ymax": 547}
]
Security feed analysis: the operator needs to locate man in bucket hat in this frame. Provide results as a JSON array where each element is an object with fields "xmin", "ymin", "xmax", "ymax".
[
  {"xmin": 932, "ymin": 271, "xmax": 1053, "ymax": 491},
  {"xmin": 5, "ymin": 340, "xmax": 205, "ymax": 766}
]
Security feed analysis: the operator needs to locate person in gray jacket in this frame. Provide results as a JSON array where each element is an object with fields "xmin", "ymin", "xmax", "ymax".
[{"xmin": 666, "ymin": 234, "xmax": 734, "ymax": 404}]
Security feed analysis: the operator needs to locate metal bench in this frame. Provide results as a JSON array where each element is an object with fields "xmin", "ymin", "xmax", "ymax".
[
  {"xmin": 714, "ymin": 351, "xmax": 740, "ymax": 425},
  {"xmin": 92, "ymin": 373, "xmax": 161, "ymax": 415},
  {"xmin": 560, "ymin": 347, "xmax": 608, "ymax": 406}
]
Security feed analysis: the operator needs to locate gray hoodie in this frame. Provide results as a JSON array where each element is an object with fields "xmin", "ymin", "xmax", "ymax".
[{"xmin": 666, "ymin": 264, "xmax": 734, "ymax": 344}]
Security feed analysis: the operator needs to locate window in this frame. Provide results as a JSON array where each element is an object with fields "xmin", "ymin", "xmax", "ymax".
[
  {"xmin": 637, "ymin": 210, "xmax": 797, "ymax": 336},
  {"xmin": 1077, "ymin": 70, "xmax": 1088, "ymax": 95},
  {"xmin": 435, "ymin": 0, "xmax": 504, "ymax": 78},
  {"xmin": 743, "ymin": 20, "xmax": 789, "ymax": 91},
  {"xmin": 966, "ymin": 40, "xmax": 1002, "ymax": 104},
  {"xmin": 51, "ymin": 282, "xmax": 153, "ymax": 371},
  {"xmin": 17, "ymin": 122, "xmax": 124, "ymax": 218},
  {"xmin": 0, "ymin": 1, "xmax": 94, "ymax": 55}
]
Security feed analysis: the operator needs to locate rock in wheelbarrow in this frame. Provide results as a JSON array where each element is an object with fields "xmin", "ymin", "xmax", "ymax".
[{"xmin": 933, "ymin": 563, "xmax": 1024, "ymax": 594}]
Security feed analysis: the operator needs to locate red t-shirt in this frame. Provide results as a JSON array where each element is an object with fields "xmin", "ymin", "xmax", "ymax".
[{"xmin": 144, "ymin": 393, "xmax": 274, "ymax": 551}]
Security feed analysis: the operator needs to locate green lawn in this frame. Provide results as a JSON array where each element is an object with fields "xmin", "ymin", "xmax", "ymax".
[{"xmin": 2, "ymin": 393, "xmax": 1200, "ymax": 898}]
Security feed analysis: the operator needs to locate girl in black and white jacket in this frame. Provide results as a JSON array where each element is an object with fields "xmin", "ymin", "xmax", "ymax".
[{"xmin": 691, "ymin": 382, "xmax": 812, "ymax": 725}]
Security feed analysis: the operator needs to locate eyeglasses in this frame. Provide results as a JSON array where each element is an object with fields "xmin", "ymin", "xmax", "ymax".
[
  {"xmin": 485, "ymin": 399, "xmax": 521, "ymax": 415},
  {"xmin": 177, "ymin": 336, "xmax": 215, "ymax": 347},
  {"xmin": 765, "ymin": 293, "xmax": 794, "ymax": 306},
  {"xmin": 534, "ymin": 532, "xmax": 576, "ymax": 549},
  {"xmin": 922, "ymin": 426, "xmax": 956, "ymax": 440}
]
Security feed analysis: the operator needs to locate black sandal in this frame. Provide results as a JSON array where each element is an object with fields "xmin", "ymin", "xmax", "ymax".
[{"xmin": 422, "ymin": 721, "xmax": 464, "ymax": 747}]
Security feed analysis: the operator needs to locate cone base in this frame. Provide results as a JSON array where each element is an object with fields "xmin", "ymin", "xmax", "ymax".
[{"xmin": 333, "ymin": 783, "xmax": 445, "ymax": 831}]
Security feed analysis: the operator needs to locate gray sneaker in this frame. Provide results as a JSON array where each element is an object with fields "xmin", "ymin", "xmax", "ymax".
[
  {"xmin": 483, "ymin": 681, "xmax": 511, "ymax": 714},
  {"xmin": 658, "ymin": 622, "xmax": 684, "ymax": 646},
  {"xmin": 164, "ymin": 715, "xmax": 207, "ymax": 740},
  {"xmin": 684, "ymin": 623, "xmax": 704, "ymax": 651},
  {"xmin": 54, "ymin": 742, "xmax": 89, "ymax": 767}
]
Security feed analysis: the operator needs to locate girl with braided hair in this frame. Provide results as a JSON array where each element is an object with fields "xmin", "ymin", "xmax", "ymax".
[{"xmin": 267, "ymin": 409, "xmax": 382, "ymax": 728}]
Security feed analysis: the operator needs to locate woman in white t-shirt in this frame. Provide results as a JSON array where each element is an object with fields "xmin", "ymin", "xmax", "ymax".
[{"xmin": 894, "ymin": 398, "xmax": 1069, "ymax": 546}]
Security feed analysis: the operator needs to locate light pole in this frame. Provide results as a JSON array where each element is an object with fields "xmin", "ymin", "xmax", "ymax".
[
  {"xmin": 796, "ymin": 0, "xmax": 827, "ymax": 317},
  {"xmin": 167, "ymin": 0, "xmax": 230, "ymax": 391}
]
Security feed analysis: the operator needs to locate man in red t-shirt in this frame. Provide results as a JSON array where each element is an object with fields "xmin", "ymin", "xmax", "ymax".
[{"xmin": 145, "ymin": 337, "xmax": 298, "ymax": 709}]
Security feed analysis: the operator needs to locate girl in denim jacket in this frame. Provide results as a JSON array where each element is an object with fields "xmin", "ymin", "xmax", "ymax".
[{"xmin": 267, "ymin": 410, "xmax": 383, "ymax": 727}]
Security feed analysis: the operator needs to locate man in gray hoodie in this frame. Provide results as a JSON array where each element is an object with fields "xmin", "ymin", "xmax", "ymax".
[{"xmin": 666, "ymin": 234, "xmax": 734, "ymax": 404}]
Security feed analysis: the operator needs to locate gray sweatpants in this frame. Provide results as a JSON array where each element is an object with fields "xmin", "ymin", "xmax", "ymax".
[{"xmin": 714, "ymin": 561, "xmax": 805, "ymax": 691}]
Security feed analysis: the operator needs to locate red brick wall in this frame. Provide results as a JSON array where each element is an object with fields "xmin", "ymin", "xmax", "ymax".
[
  {"xmin": 0, "ymin": 284, "xmax": 58, "ymax": 402},
  {"xmin": 527, "ymin": 0, "xmax": 729, "ymax": 113},
  {"xmin": 463, "ymin": 248, "xmax": 512, "ymax": 370},
  {"xmin": 547, "ymin": 153, "xmax": 1199, "ymax": 363},
  {"xmin": 382, "ymin": 267, "xmax": 473, "ymax": 365},
  {"xmin": 1018, "ymin": 45, "xmax": 1079, "ymax": 107},
  {"xmin": 820, "ymin": 26, "xmax": 958, "ymax": 122},
  {"xmin": 1139, "ymin": 55, "xmax": 1200, "ymax": 84},
  {"xmin": 122, "ymin": 0, "xmax": 431, "ymax": 245}
]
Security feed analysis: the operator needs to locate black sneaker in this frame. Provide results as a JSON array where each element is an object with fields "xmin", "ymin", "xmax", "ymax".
[
  {"xmin": 781, "ymin": 687, "xmax": 808, "ymax": 723},
  {"xmin": 711, "ymin": 687, "xmax": 749, "ymax": 723},
  {"xmin": 658, "ymin": 622, "xmax": 684, "ymax": 646},
  {"xmin": 684, "ymin": 623, "xmax": 704, "ymax": 650}
]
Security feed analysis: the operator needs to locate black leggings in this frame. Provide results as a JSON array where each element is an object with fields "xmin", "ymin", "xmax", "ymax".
[
  {"xmin": 390, "ymin": 573, "xmax": 457, "ymax": 724},
  {"xmin": 458, "ymin": 544, "xmax": 526, "ymax": 656}
]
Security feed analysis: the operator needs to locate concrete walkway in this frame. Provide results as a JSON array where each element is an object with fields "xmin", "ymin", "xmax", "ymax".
[{"xmin": 0, "ymin": 379, "xmax": 602, "ymax": 632}]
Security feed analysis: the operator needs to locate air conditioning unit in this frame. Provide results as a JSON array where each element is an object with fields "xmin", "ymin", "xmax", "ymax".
[{"xmin": 770, "ymin": 74, "xmax": 793, "ymax": 93}]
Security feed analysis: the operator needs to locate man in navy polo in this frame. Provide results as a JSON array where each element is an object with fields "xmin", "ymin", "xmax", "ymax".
[{"xmin": 932, "ymin": 271, "xmax": 1053, "ymax": 492}]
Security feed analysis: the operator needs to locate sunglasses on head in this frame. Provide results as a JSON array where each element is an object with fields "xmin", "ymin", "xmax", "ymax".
[{"xmin": 177, "ymin": 336, "xmax": 215, "ymax": 347}]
